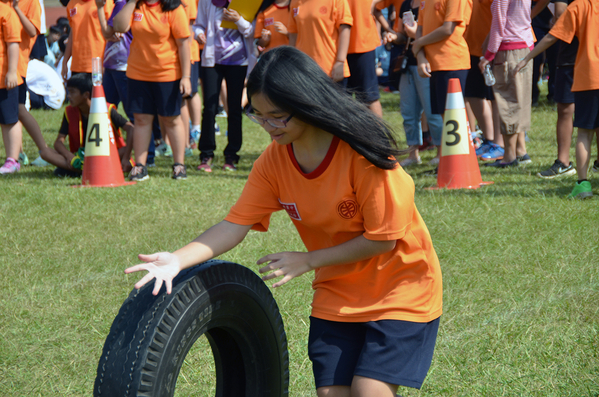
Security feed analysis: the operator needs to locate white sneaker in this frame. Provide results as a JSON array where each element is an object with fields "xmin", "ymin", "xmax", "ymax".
[
  {"xmin": 31, "ymin": 156, "xmax": 50, "ymax": 167},
  {"xmin": 428, "ymin": 157, "xmax": 440, "ymax": 166},
  {"xmin": 400, "ymin": 157, "xmax": 422, "ymax": 167}
]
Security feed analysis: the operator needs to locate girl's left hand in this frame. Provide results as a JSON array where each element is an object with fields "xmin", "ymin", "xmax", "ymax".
[
  {"xmin": 180, "ymin": 77, "xmax": 191, "ymax": 97},
  {"xmin": 273, "ymin": 22, "xmax": 288, "ymax": 36},
  {"xmin": 222, "ymin": 8, "xmax": 240, "ymax": 22},
  {"xmin": 257, "ymin": 252, "xmax": 313, "ymax": 288}
]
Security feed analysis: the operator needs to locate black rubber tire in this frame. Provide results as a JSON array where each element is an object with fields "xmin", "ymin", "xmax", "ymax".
[{"xmin": 94, "ymin": 260, "xmax": 289, "ymax": 397}]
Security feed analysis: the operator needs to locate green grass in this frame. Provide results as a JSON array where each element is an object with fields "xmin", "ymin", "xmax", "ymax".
[{"xmin": 1, "ymin": 87, "xmax": 598, "ymax": 396}]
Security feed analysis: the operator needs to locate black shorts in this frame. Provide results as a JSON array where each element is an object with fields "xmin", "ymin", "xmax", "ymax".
[
  {"xmin": 18, "ymin": 78, "xmax": 28, "ymax": 105},
  {"xmin": 0, "ymin": 87, "xmax": 19, "ymax": 124},
  {"xmin": 308, "ymin": 316, "xmax": 440, "ymax": 389},
  {"xmin": 430, "ymin": 69, "xmax": 469, "ymax": 114},
  {"xmin": 574, "ymin": 90, "xmax": 599, "ymax": 130},
  {"xmin": 346, "ymin": 50, "xmax": 381, "ymax": 104},
  {"xmin": 127, "ymin": 78, "xmax": 182, "ymax": 117},
  {"xmin": 464, "ymin": 55, "xmax": 494, "ymax": 100},
  {"xmin": 554, "ymin": 66, "xmax": 575, "ymax": 104}
]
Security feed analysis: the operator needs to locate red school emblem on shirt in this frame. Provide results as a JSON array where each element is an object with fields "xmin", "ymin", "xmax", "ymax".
[
  {"xmin": 319, "ymin": 6, "xmax": 328, "ymax": 14},
  {"xmin": 337, "ymin": 199, "xmax": 358, "ymax": 219},
  {"xmin": 420, "ymin": 1, "xmax": 425, "ymax": 10},
  {"xmin": 69, "ymin": 7, "xmax": 77, "ymax": 17},
  {"xmin": 264, "ymin": 17, "xmax": 274, "ymax": 27},
  {"xmin": 293, "ymin": 7, "xmax": 299, "ymax": 17},
  {"xmin": 133, "ymin": 12, "xmax": 143, "ymax": 21},
  {"xmin": 279, "ymin": 199, "xmax": 301, "ymax": 221},
  {"xmin": 434, "ymin": 1, "xmax": 441, "ymax": 10},
  {"xmin": 92, "ymin": 9, "xmax": 98, "ymax": 18}
]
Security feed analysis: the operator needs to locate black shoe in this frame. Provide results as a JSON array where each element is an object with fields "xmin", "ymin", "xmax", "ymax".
[
  {"xmin": 485, "ymin": 159, "xmax": 519, "ymax": 168},
  {"xmin": 129, "ymin": 164, "xmax": 149, "ymax": 181},
  {"xmin": 172, "ymin": 163, "xmax": 187, "ymax": 180},
  {"xmin": 53, "ymin": 167, "xmax": 81, "ymax": 178},
  {"xmin": 537, "ymin": 160, "xmax": 576, "ymax": 179},
  {"xmin": 517, "ymin": 153, "xmax": 532, "ymax": 164}
]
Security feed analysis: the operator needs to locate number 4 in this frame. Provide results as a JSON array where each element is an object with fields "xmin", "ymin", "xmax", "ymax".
[{"xmin": 87, "ymin": 123, "xmax": 103, "ymax": 147}]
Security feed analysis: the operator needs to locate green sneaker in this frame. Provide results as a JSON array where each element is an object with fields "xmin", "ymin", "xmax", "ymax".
[
  {"xmin": 18, "ymin": 152, "xmax": 29, "ymax": 166},
  {"xmin": 567, "ymin": 181, "xmax": 593, "ymax": 199}
]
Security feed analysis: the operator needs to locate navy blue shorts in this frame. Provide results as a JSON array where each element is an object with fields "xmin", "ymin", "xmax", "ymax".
[
  {"xmin": 18, "ymin": 78, "xmax": 27, "ymax": 105},
  {"xmin": 347, "ymin": 50, "xmax": 381, "ymax": 104},
  {"xmin": 308, "ymin": 316, "xmax": 440, "ymax": 390},
  {"xmin": 464, "ymin": 56, "xmax": 494, "ymax": 100},
  {"xmin": 0, "ymin": 87, "xmax": 19, "ymax": 124},
  {"xmin": 554, "ymin": 66, "xmax": 575, "ymax": 104},
  {"xmin": 430, "ymin": 69, "xmax": 469, "ymax": 114},
  {"xmin": 574, "ymin": 90, "xmax": 599, "ymax": 130},
  {"xmin": 127, "ymin": 78, "xmax": 182, "ymax": 117},
  {"xmin": 190, "ymin": 61, "xmax": 200, "ymax": 96}
]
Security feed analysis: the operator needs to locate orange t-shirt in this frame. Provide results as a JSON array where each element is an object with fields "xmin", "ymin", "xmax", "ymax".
[
  {"xmin": 418, "ymin": 0, "xmax": 472, "ymax": 71},
  {"xmin": 67, "ymin": 0, "xmax": 113, "ymax": 73},
  {"xmin": 549, "ymin": 0, "xmax": 599, "ymax": 92},
  {"xmin": 226, "ymin": 137, "xmax": 443, "ymax": 323},
  {"xmin": 182, "ymin": 0, "xmax": 200, "ymax": 63},
  {"xmin": 255, "ymin": 4, "xmax": 291, "ymax": 52},
  {"xmin": 347, "ymin": 0, "xmax": 380, "ymax": 54},
  {"xmin": 0, "ymin": 3, "xmax": 23, "ymax": 89},
  {"xmin": 288, "ymin": 0, "xmax": 354, "ymax": 78},
  {"xmin": 3, "ymin": 0, "xmax": 41, "ymax": 78},
  {"xmin": 463, "ymin": 0, "xmax": 491, "ymax": 58},
  {"xmin": 126, "ymin": 2, "xmax": 190, "ymax": 82}
]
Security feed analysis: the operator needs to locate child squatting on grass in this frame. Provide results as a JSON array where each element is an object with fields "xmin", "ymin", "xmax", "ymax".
[{"xmin": 125, "ymin": 46, "xmax": 443, "ymax": 397}]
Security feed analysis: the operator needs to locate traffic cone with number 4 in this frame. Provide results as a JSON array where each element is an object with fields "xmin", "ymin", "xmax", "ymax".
[{"xmin": 431, "ymin": 78, "xmax": 492, "ymax": 189}]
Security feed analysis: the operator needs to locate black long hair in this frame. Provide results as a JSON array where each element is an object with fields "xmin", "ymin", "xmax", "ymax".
[
  {"xmin": 136, "ymin": 0, "xmax": 181, "ymax": 12},
  {"xmin": 247, "ymin": 46, "xmax": 401, "ymax": 170}
]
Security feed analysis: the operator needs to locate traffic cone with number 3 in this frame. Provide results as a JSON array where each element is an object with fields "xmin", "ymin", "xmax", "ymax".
[
  {"xmin": 430, "ymin": 78, "xmax": 492, "ymax": 189},
  {"xmin": 78, "ymin": 85, "xmax": 135, "ymax": 187}
]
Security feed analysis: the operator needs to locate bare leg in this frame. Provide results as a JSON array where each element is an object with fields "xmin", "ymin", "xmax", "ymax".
[
  {"xmin": 516, "ymin": 130, "xmax": 527, "ymax": 157},
  {"xmin": 188, "ymin": 92, "xmax": 202, "ymax": 127},
  {"xmin": 368, "ymin": 100, "xmax": 383, "ymax": 118},
  {"xmin": 18, "ymin": 104, "xmax": 48, "ymax": 151},
  {"xmin": 556, "ymin": 102, "xmax": 574, "ymax": 164},
  {"xmin": 132, "ymin": 113, "xmax": 154, "ymax": 165},
  {"xmin": 491, "ymin": 100, "xmax": 504, "ymax": 147},
  {"xmin": 350, "ymin": 376, "xmax": 398, "ymax": 397},
  {"xmin": 575, "ymin": 128, "xmax": 595, "ymax": 180},
  {"xmin": 467, "ymin": 97, "xmax": 494, "ymax": 141},
  {"xmin": 317, "ymin": 386, "xmax": 350, "ymax": 397},
  {"xmin": 502, "ymin": 133, "xmax": 518, "ymax": 163},
  {"xmin": 1, "ymin": 122, "xmax": 21, "ymax": 160},
  {"xmin": 180, "ymin": 99, "xmax": 190, "ymax": 149},
  {"xmin": 159, "ymin": 114, "xmax": 185, "ymax": 164}
]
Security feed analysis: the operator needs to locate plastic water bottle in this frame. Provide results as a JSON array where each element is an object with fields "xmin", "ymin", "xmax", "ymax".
[
  {"xmin": 92, "ymin": 57, "xmax": 102, "ymax": 86},
  {"xmin": 483, "ymin": 64, "xmax": 495, "ymax": 86}
]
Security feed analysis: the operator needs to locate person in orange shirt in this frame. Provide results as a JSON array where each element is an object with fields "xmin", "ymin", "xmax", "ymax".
[
  {"xmin": 113, "ymin": 0, "xmax": 191, "ymax": 181},
  {"xmin": 0, "ymin": 2, "xmax": 22, "ymax": 174},
  {"xmin": 412, "ymin": 0, "xmax": 472, "ymax": 115},
  {"xmin": 62, "ymin": 0, "xmax": 113, "ymax": 78},
  {"xmin": 125, "ymin": 46, "xmax": 442, "ymax": 397},
  {"xmin": 515, "ymin": 0, "xmax": 599, "ymax": 198},
  {"xmin": 288, "ymin": 0, "xmax": 353, "ymax": 82},
  {"xmin": 255, "ymin": 0, "xmax": 290, "ymax": 53}
]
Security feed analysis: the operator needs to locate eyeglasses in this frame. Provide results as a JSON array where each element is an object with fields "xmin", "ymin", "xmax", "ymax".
[{"xmin": 245, "ymin": 105, "xmax": 294, "ymax": 128}]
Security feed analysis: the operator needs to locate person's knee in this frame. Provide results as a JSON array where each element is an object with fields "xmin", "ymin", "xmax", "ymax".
[{"xmin": 134, "ymin": 113, "xmax": 154, "ymax": 127}]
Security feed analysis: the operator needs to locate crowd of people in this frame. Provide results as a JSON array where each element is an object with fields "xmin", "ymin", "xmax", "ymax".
[{"xmin": 0, "ymin": 0, "xmax": 597, "ymax": 191}]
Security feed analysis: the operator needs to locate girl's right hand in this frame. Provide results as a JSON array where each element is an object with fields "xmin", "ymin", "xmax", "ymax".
[
  {"xmin": 5, "ymin": 71, "xmax": 17, "ymax": 89},
  {"xmin": 125, "ymin": 252, "xmax": 183, "ymax": 295},
  {"xmin": 196, "ymin": 32, "xmax": 206, "ymax": 45}
]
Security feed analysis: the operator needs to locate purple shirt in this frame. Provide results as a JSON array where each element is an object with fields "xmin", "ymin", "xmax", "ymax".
[{"xmin": 104, "ymin": 0, "xmax": 133, "ymax": 71}]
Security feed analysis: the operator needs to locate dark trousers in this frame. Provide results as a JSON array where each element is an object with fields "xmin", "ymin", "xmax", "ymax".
[{"xmin": 199, "ymin": 64, "xmax": 247, "ymax": 162}]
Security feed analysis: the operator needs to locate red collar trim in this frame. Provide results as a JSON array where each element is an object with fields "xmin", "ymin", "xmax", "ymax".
[
  {"xmin": 273, "ymin": 3, "xmax": 289, "ymax": 9},
  {"xmin": 145, "ymin": 1, "xmax": 161, "ymax": 7},
  {"xmin": 286, "ymin": 136, "xmax": 340, "ymax": 180}
]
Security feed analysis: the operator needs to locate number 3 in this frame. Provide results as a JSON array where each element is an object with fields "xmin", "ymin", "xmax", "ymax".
[{"xmin": 445, "ymin": 120, "xmax": 460, "ymax": 146}]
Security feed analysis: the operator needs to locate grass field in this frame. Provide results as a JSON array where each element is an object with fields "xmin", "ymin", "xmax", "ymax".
[{"xmin": 1, "ymin": 88, "xmax": 598, "ymax": 396}]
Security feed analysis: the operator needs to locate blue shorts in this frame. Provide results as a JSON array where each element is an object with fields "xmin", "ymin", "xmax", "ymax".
[
  {"xmin": 574, "ymin": 90, "xmax": 599, "ymax": 130},
  {"xmin": 127, "ymin": 78, "xmax": 182, "ymax": 117},
  {"xmin": 0, "ymin": 87, "xmax": 19, "ymax": 124},
  {"xmin": 346, "ymin": 50, "xmax": 381, "ymax": 104},
  {"xmin": 18, "ymin": 78, "xmax": 28, "ymax": 105},
  {"xmin": 308, "ymin": 316, "xmax": 440, "ymax": 390},
  {"xmin": 430, "ymin": 69, "xmax": 469, "ymax": 114},
  {"xmin": 554, "ymin": 66, "xmax": 575, "ymax": 105},
  {"xmin": 464, "ymin": 56, "xmax": 494, "ymax": 100}
]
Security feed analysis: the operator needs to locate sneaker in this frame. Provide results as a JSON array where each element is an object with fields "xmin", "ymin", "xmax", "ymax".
[
  {"xmin": 222, "ymin": 157, "xmax": 237, "ymax": 171},
  {"xmin": 537, "ymin": 160, "xmax": 576, "ymax": 179},
  {"xmin": 155, "ymin": 141, "xmax": 168, "ymax": 157},
  {"xmin": 53, "ymin": 167, "xmax": 81, "ymax": 178},
  {"xmin": 18, "ymin": 152, "xmax": 29, "ymax": 166},
  {"xmin": 163, "ymin": 144, "xmax": 173, "ymax": 157},
  {"xmin": 592, "ymin": 160, "xmax": 599, "ymax": 173},
  {"xmin": 0, "ymin": 158, "xmax": 20, "ymax": 174},
  {"xmin": 129, "ymin": 164, "xmax": 149, "ymax": 181},
  {"xmin": 418, "ymin": 136, "xmax": 434, "ymax": 151},
  {"xmin": 216, "ymin": 109, "xmax": 227, "ymax": 118},
  {"xmin": 517, "ymin": 153, "xmax": 532, "ymax": 164},
  {"xmin": 428, "ymin": 157, "xmax": 440, "ymax": 166},
  {"xmin": 31, "ymin": 156, "xmax": 50, "ymax": 167},
  {"xmin": 475, "ymin": 141, "xmax": 493, "ymax": 157},
  {"xmin": 215, "ymin": 122, "xmax": 221, "ymax": 136},
  {"xmin": 484, "ymin": 159, "xmax": 519, "ymax": 168},
  {"xmin": 567, "ymin": 180, "xmax": 593, "ymax": 199},
  {"xmin": 400, "ymin": 156, "xmax": 422, "ymax": 167},
  {"xmin": 185, "ymin": 147, "xmax": 193, "ymax": 157},
  {"xmin": 172, "ymin": 163, "xmax": 187, "ymax": 180},
  {"xmin": 480, "ymin": 143, "xmax": 504, "ymax": 161},
  {"xmin": 197, "ymin": 157, "xmax": 213, "ymax": 172}
]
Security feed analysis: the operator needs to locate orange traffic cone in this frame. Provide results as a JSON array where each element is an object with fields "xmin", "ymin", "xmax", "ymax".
[
  {"xmin": 78, "ymin": 86, "xmax": 135, "ymax": 187},
  {"xmin": 430, "ymin": 78, "xmax": 492, "ymax": 190}
]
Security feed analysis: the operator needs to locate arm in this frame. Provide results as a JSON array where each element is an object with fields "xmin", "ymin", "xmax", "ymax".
[
  {"xmin": 113, "ymin": 0, "xmax": 136, "ymax": 33},
  {"xmin": 5, "ymin": 42, "xmax": 19, "ymax": 89},
  {"xmin": 414, "ymin": 25, "xmax": 431, "ymax": 77},
  {"xmin": 553, "ymin": 1, "xmax": 567, "ymax": 21},
  {"xmin": 120, "ymin": 121, "xmax": 134, "ymax": 171},
  {"xmin": 13, "ymin": 0, "xmax": 38, "ymax": 37},
  {"xmin": 125, "ymin": 220, "xmax": 253, "ymax": 295},
  {"xmin": 61, "ymin": 31, "xmax": 72, "ymax": 80},
  {"xmin": 258, "ymin": 235, "xmax": 396, "ymax": 288},
  {"xmin": 95, "ymin": 0, "xmax": 116, "ymax": 39},
  {"xmin": 412, "ymin": 20, "xmax": 457, "ymax": 55},
  {"xmin": 53, "ymin": 134, "xmax": 76, "ymax": 165},
  {"xmin": 288, "ymin": 32, "xmax": 297, "ymax": 47},
  {"xmin": 513, "ymin": 33, "xmax": 558, "ymax": 74},
  {"xmin": 373, "ymin": 7, "xmax": 393, "ymax": 33},
  {"xmin": 531, "ymin": 0, "xmax": 551, "ymax": 19},
  {"xmin": 257, "ymin": 29, "xmax": 272, "ymax": 48},
  {"xmin": 331, "ymin": 23, "xmax": 351, "ymax": 82},
  {"xmin": 177, "ymin": 36, "xmax": 191, "ymax": 96}
]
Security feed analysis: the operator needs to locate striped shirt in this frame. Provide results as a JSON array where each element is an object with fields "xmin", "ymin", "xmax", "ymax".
[{"xmin": 484, "ymin": 0, "xmax": 534, "ymax": 61}]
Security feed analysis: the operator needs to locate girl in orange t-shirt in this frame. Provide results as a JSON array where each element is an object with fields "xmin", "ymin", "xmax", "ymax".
[
  {"xmin": 113, "ymin": 0, "xmax": 191, "ymax": 181},
  {"xmin": 255, "ymin": 0, "xmax": 290, "ymax": 54},
  {"xmin": 125, "ymin": 47, "xmax": 442, "ymax": 397}
]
